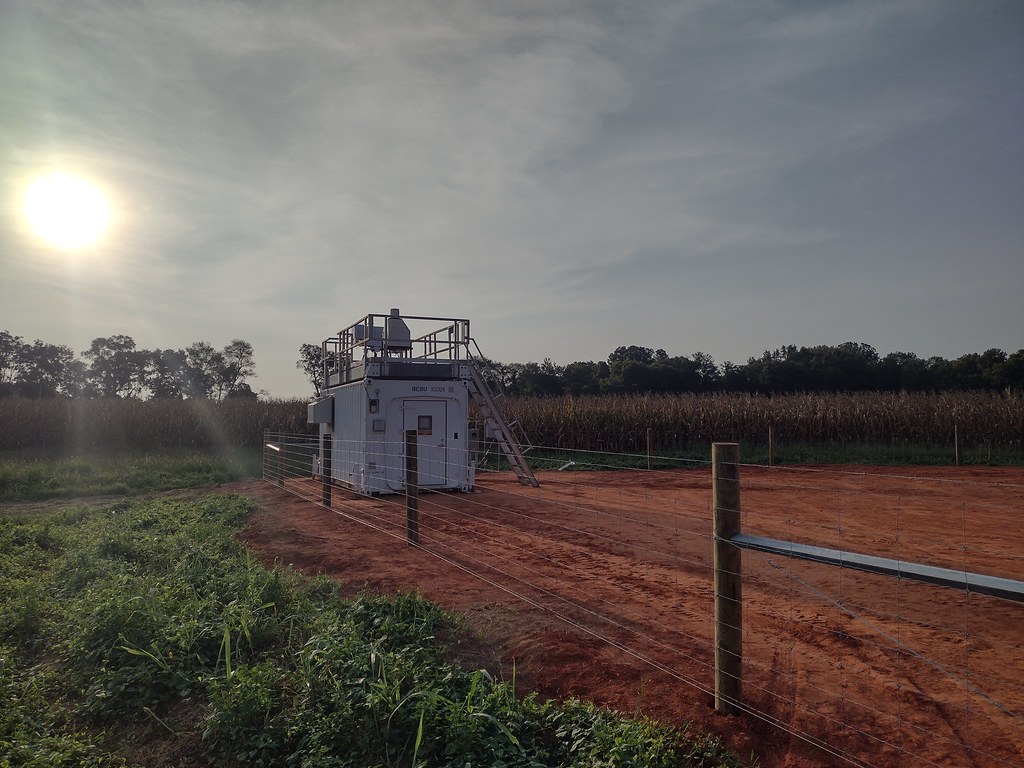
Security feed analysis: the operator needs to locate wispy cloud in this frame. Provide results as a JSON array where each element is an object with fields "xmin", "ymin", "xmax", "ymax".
[{"xmin": 1, "ymin": 0, "xmax": 1021, "ymax": 394}]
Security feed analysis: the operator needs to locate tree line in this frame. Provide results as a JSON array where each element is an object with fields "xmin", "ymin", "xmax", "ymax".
[
  {"xmin": 0, "ymin": 331, "xmax": 257, "ymax": 400},
  {"xmin": 475, "ymin": 343, "xmax": 1024, "ymax": 396},
  {"xmin": 295, "ymin": 339, "xmax": 1024, "ymax": 396},
  {"xmin": 6, "ymin": 332, "xmax": 1021, "ymax": 400}
]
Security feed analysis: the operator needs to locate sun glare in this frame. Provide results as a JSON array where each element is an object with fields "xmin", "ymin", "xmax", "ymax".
[{"xmin": 23, "ymin": 172, "xmax": 112, "ymax": 250}]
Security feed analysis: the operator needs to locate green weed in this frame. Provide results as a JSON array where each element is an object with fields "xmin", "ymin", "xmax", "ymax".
[
  {"xmin": 0, "ymin": 647, "xmax": 128, "ymax": 767},
  {"xmin": 0, "ymin": 450, "xmax": 262, "ymax": 502},
  {"xmin": 0, "ymin": 493, "xmax": 753, "ymax": 768}
]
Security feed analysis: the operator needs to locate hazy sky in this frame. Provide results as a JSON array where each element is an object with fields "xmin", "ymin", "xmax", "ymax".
[{"xmin": 2, "ymin": 1, "xmax": 1022, "ymax": 398}]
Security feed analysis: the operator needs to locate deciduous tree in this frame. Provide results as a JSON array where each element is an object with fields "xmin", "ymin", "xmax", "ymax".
[
  {"xmin": 181, "ymin": 342, "xmax": 223, "ymax": 399},
  {"xmin": 297, "ymin": 343, "xmax": 326, "ymax": 397},
  {"xmin": 83, "ymin": 335, "xmax": 148, "ymax": 398},
  {"xmin": 219, "ymin": 339, "xmax": 256, "ymax": 399},
  {"xmin": 17, "ymin": 341, "xmax": 79, "ymax": 397},
  {"xmin": 148, "ymin": 349, "xmax": 186, "ymax": 399},
  {"xmin": 0, "ymin": 331, "xmax": 25, "ymax": 396}
]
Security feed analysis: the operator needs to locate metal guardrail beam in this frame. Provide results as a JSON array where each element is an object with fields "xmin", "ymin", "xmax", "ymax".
[{"xmin": 730, "ymin": 532, "xmax": 1024, "ymax": 603}]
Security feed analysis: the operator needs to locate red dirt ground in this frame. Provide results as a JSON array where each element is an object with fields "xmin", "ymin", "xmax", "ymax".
[{"xmin": 234, "ymin": 465, "xmax": 1024, "ymax": 768}]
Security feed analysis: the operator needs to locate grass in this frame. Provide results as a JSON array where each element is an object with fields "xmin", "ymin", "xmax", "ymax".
[
  {"xmin": 0, "ymin": 449, "xmax": 262, "ymax": 502},
  {"xmin": 0, "ymin": 455, "xmax": 752, "ymax": 768}
]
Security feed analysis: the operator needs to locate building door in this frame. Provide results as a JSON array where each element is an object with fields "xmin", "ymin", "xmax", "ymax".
[{"xmin": 403, "ymin": 399, "xmax": 448, "ymax": 487}]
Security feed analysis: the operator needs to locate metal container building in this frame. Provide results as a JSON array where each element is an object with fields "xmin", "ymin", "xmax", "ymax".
[{"xmin": 307, "ymin": 309, "xmax": 536, "ymax": 495}]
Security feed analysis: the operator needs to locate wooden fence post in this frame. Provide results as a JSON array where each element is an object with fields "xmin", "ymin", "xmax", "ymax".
[
  {"xmin": 322, "ymin": 432, "xmax": 332, "ymax": 507},
  {"xmin": 713, "ymin": 442, "xmax": 743, "ymax": 715},
  {"xmin": 406, "ymin": 430, "xmax": 419, "ymax": 546},
  {"xmin": 647, "ymin": 428, "xmax": 653, "ymax": 470},
  {"xmin": 768, "ymin": 424, "xmax": 774, "ymax": 467}
]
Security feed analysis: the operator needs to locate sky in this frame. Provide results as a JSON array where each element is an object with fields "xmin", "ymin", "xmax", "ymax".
[{"xmin": 1, "ymin": 0, "xmax": 1022, "ymax": 399}]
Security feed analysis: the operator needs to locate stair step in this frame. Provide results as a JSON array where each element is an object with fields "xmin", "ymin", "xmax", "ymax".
[{"xmin": 466, "ymin": 362, "xmax": 539, "ymax": 488}]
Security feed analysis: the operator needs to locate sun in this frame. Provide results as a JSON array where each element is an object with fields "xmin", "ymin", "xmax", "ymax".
[{"xmin": 23, "ymin": 172, "xmax": 112, "ymax": 250}]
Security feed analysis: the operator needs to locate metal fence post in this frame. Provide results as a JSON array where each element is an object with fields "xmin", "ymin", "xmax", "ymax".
[
  {"xmin": 713, "ymin": 442, "xmax": 743, "ymax": 715},
  {"xmin": 275, "ymin": 432, "xmax": 284, "ymax": 486},
  {"xmin": 322, "ymin": 432, "xmax": 332, "ymax": 507},
  {"xmin": 405, "ymin": 429, "xmax": 419, "ymax": 546}
]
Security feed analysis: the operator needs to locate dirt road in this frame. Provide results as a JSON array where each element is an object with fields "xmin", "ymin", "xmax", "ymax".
[{"xmin": 236, "ymin": 465, "xmax": 1024, "ymax": 768}]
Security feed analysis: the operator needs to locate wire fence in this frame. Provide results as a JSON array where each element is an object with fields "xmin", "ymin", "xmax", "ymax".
[{"xmin": 262, "ymin": 432, "xmax": 1024, "ymax": 768}]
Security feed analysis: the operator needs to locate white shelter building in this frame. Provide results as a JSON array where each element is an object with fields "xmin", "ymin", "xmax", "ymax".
[{"xmin": 307, "ymin": 309, "xmax": 536, "ymax": 495}]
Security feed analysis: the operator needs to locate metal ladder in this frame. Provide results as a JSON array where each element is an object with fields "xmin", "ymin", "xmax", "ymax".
[{"xmin": 465, "ymin": 362, "xmax": 539, "ymax": 487}]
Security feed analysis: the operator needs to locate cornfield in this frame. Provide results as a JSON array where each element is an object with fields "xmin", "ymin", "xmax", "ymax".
[
  {"xmin": 1, "ymin": 391, "xmax": 1021, "ymax": 456},
  {"xmin": 506, "ymin": 391, "xmax": 1024, "ymax": 453},
  {"xmin": 0, "ymin": 397, "xmax": 310, "ymax": 453}
]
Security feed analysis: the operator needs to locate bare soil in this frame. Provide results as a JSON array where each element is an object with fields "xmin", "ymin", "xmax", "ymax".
[{"xmin": 234, "ymin": 466, "xmax": 1024, "ymax": 768}]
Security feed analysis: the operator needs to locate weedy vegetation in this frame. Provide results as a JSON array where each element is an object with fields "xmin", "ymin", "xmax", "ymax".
[
  {"xmin": 0, "ymin": 459, "xmax": 751, "ymax": 767},
  {"xmin": 0, "ymin": 451, "xmax": 262, "ymax": 501}
]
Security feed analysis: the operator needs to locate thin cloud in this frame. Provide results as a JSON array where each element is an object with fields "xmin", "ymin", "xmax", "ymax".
[{"xmin": 1, "ymin": 0, "xmax": 1020, "ymax": 396}]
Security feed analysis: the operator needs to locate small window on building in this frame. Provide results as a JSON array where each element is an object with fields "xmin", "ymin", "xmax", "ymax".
[{"xmin": 418, "ymin": 415, "xmax": 432, "ymax": 434}]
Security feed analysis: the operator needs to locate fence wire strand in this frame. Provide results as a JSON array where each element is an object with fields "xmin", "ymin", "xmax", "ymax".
[{"xmin": 261, "ymin": 433, "xmax": 1024, "ymax": 768}]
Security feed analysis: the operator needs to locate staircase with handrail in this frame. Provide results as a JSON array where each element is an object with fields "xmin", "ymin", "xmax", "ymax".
[{"xmin": 464, "ymin": 346, "xmax": 539, "ymax": 487}]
